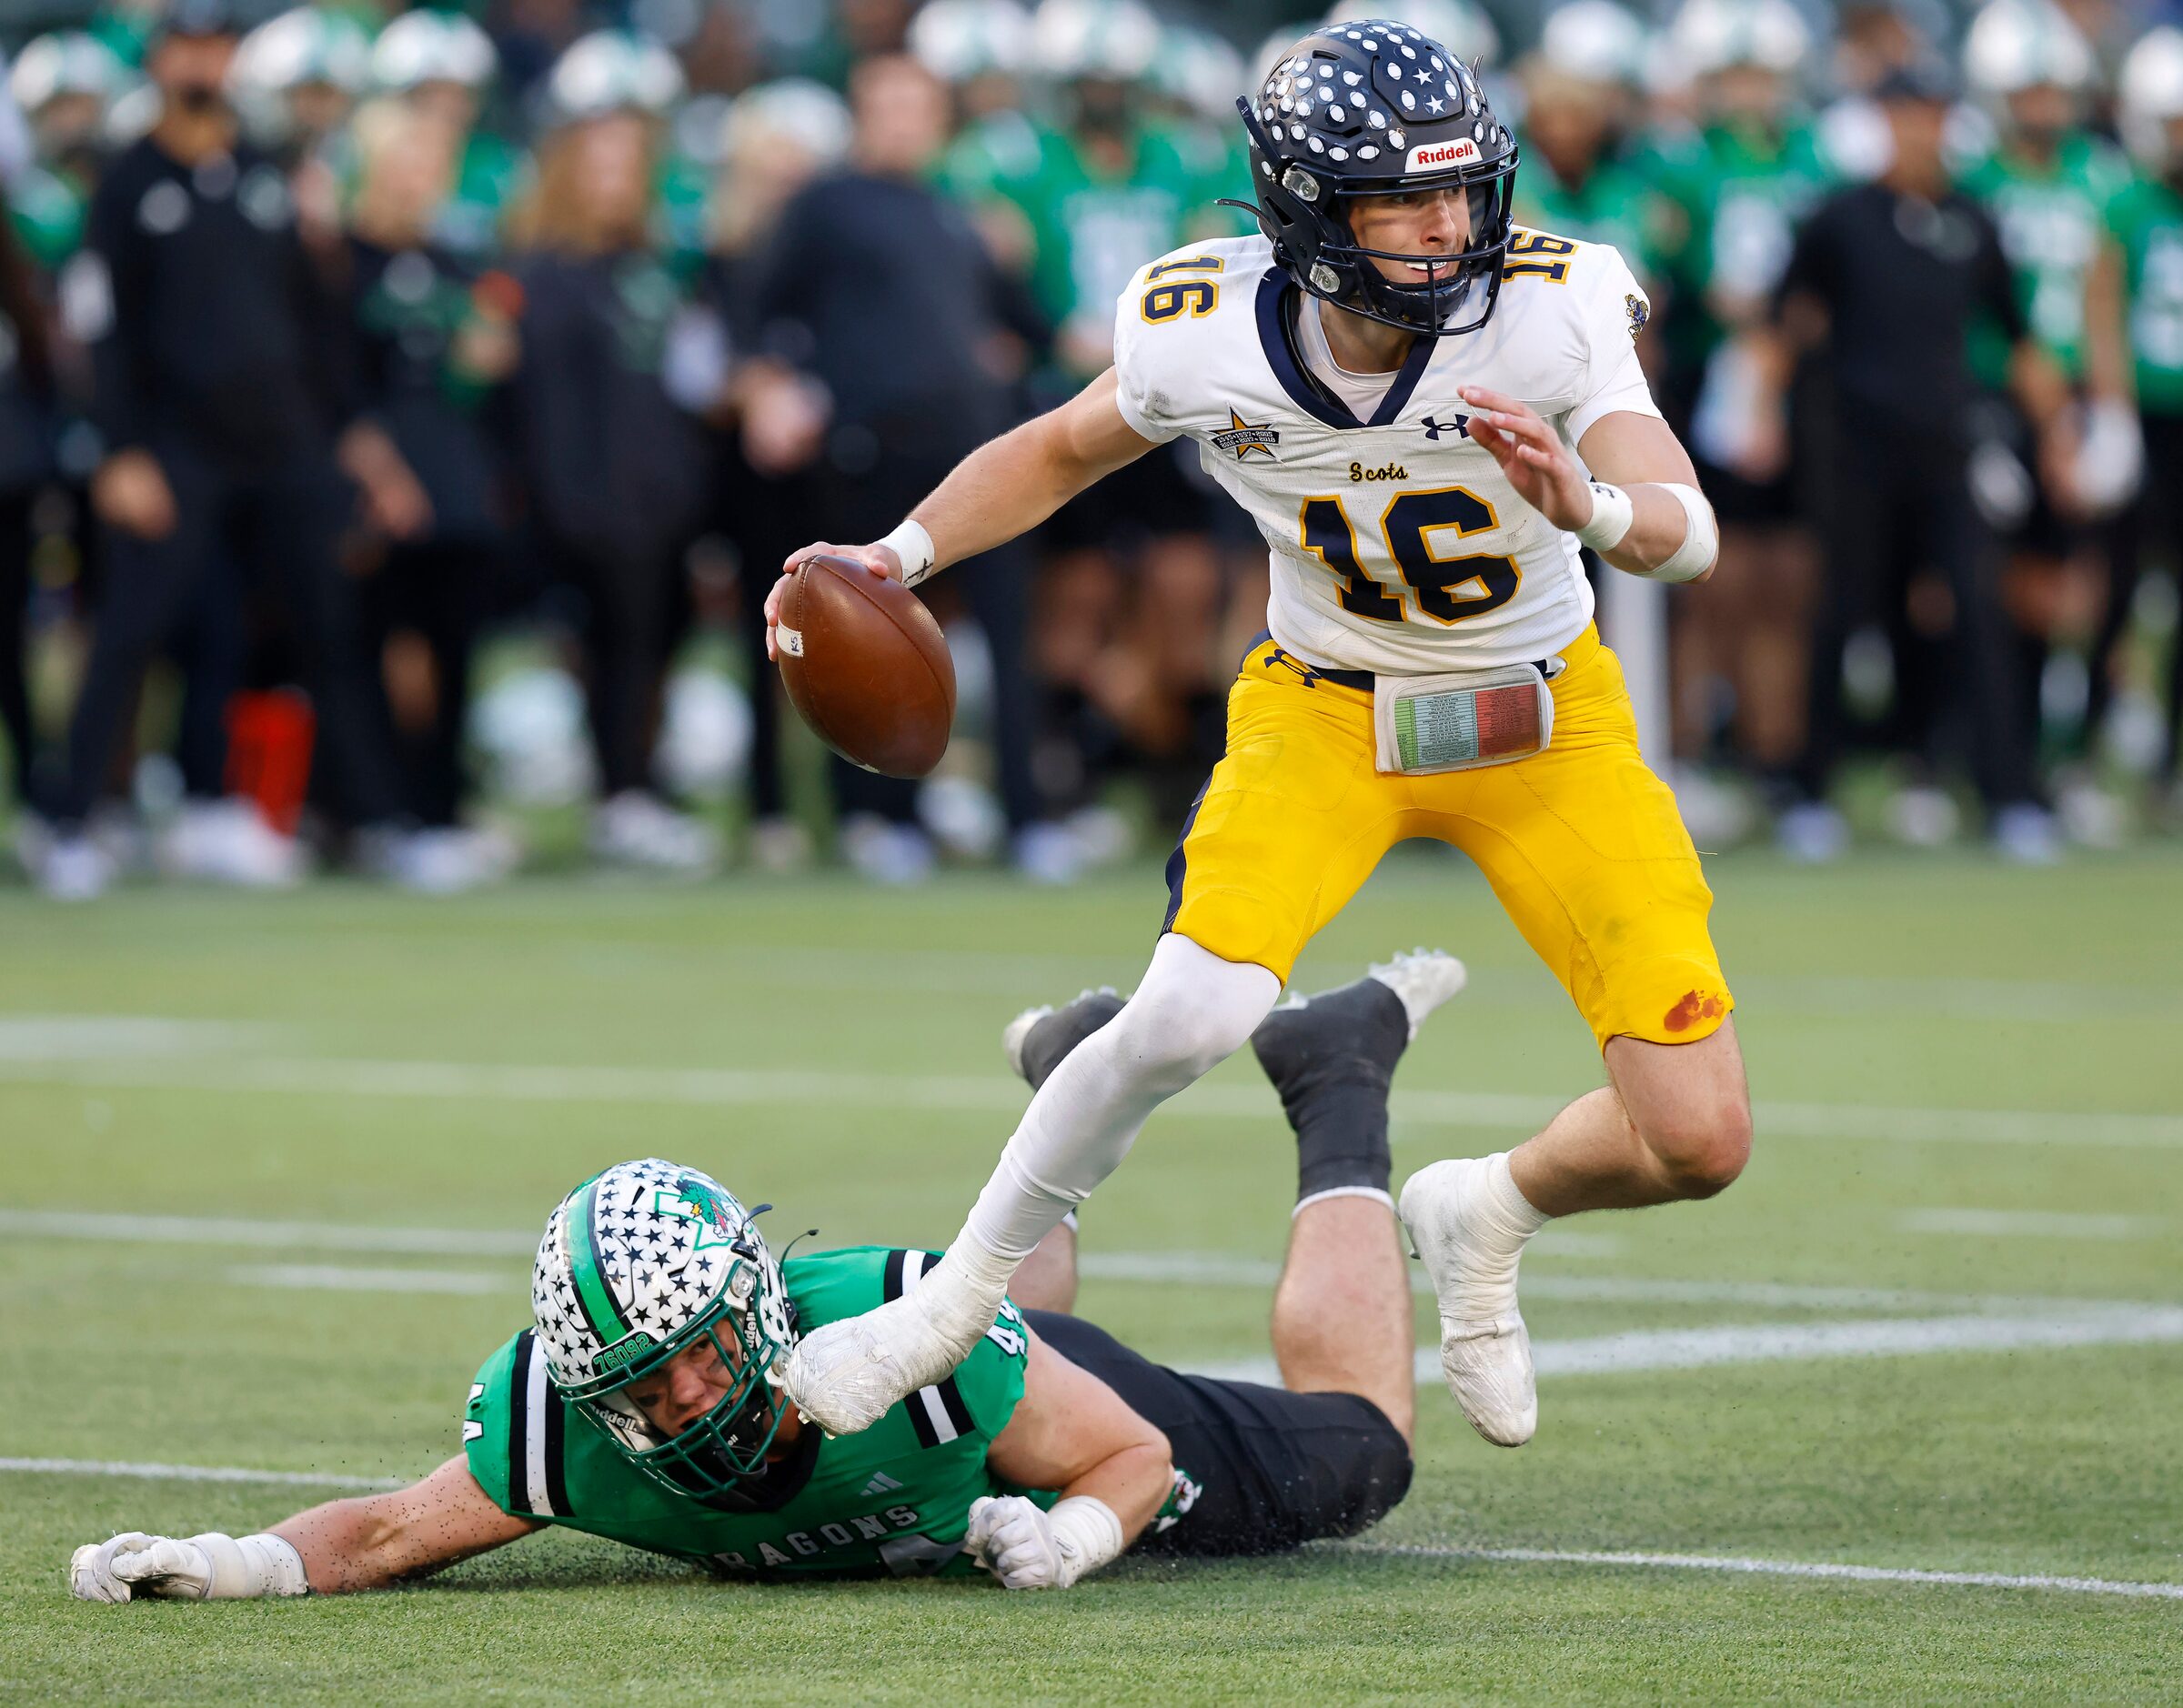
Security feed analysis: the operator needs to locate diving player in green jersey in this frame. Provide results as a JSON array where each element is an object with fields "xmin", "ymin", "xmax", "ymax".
[{"xmin": 67, "ymin": 952, "xmax": 1460, "ymax": 1598}]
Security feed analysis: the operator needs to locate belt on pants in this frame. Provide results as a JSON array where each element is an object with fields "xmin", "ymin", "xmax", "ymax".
[{"xmin": 1242, "ymin": 629, "xmax": 1565, "ymax": 693}]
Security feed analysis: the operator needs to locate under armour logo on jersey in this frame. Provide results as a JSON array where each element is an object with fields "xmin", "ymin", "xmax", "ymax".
[
  {"xmin": 860, "ymin": 1472, "xmax": 903, "ymax": 1497},
  {"xmin": 1421, "ymin": 415, "xmax": 1471, "ymax": 441}
]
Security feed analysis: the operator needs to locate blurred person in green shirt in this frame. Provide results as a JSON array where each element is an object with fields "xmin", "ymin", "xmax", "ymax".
[
  {"xmin": 1653, "ymin": 0, "xmax": 1836, "ymax": 818},
  {"xmin": 6, "ymin": 32, "xmax": 134, "ymax": 268},
  {"xmin": 940, "ymin": 0, "xmax": 1235, "ymax": 825},
  {"xmin": 1958, "ymin": 0, "xmax": 2135, "ymax": 845},
  {"xmin": 2094, "ymin": 26, "xmax": 2183, "ymax": 816},
  {"xmin": 1511, "ymin": 1, "xmax": 1675, "ymax": 274},
  {"xmin": 367, "ymin": 8, "xmax": 520, "ymax": 266}
]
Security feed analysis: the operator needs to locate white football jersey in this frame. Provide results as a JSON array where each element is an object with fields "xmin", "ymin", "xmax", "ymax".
[{"xmin": 1111, "ymin": 231, "xmax": 1661, "ymax": 676}]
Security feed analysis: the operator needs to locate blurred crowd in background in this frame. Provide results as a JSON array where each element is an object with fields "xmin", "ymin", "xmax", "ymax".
[{"xmin": 0, "ymin": 0, "xmax": 2180, "ymax": 897}]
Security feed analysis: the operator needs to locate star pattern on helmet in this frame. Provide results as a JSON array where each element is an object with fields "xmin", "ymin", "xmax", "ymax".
[{"xmin": 525, "ymin": 1159, "xmax": 780, "ymax": 1388}]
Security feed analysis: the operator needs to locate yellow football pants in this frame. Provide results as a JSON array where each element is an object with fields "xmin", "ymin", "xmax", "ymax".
[{"xmin": 1163, "ymin": 624, "xmax": 1734, "ymax": 1050}]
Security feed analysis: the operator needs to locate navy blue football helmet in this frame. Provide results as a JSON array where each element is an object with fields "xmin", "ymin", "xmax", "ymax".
[{"xmin": 1234, "ymin": 19, "xmax": 1519, "ymax": 337}]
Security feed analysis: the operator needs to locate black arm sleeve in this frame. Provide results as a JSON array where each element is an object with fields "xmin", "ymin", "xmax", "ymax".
[
  {"xmin": 742, "ymin": 188, "xmax": 822, "ymax": 369},
  {"xmin": 513, "ymin": 258, "xmax": 614, "ymax": 554},
  {"xmin": 79, "ymin": 168, "xmax": 154, "ymax": 452},
  {"xmin": 1773, "ymin": 193, "xmax": 1840, "ymax": 322},
  {"xmin": 292, "ymin": 230, "xmax": 363, "ymax": 435},
  {"xmin": 1969, "ymin": 204, "xmax": 2027, "ymax": 346}
]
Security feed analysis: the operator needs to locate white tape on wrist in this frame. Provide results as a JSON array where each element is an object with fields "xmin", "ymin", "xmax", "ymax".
[
  {"xmin": 1573, "ymin": 481, "xmax": 1635, "ymax": 553},
  {"xmin": 1643, "ymin": 482, "xmax": 1718, "ymax": 583},
  {"xmin": 876, "ymin": 518, "xmax": 937, "ymax": 588},
  {"xmin": 1046, "ymin": 1495, "xmax": 1125, "ymax": 1588},
  {"xmin": 189, "ymin": 1532, "xmax": 309, "ymax": 1598}
]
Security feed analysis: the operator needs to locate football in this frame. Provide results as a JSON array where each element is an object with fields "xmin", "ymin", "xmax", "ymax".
[{"xmin": 775, "ymin": 553, "xmax": 957, "ymax": 779}]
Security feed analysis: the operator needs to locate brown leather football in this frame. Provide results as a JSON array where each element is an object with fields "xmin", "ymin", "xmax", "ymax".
[{"xmin": 775, "ymin": 553, "xmax": 956, "ymax": 779}]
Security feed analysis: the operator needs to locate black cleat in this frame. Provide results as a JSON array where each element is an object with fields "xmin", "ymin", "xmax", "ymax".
[{"xmin": 1002, "ymin": 988, "xmax": 1127, "ymax": 1090}]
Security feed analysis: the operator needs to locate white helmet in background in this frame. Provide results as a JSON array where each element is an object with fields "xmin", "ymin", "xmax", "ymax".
[
  {"xmin": 1669, "ymin": 0, "xmax": 1810, "ymax": 77},
  {"xmin": 371, "ymin": 8, "xmax": 498, "ymax": 93},
  {"xmin": 1536, "ymin": 0, "xmax": 1651, "ymax": 88},
  {"xmin": 9, "ymin": 30, "xmax": 131, "ymax": 116},
  {"xmin": 909, "ymin": 0, "xmax": 1034, "ymax": 84},
  {"xmin": 720, "ymin": 75, "xmax": 853, "ymax": 170},
  {"xmin": 2118, "ymin": 25, "xmax": 2183, "ymax": 171},
  {"xmin": 546, "ymin": 30, "xmax": 686, "ymax": 125},
  {"xmin": 232, "ymin": 7, "xmax": 372, "ymax": 96},
  {"xmin": 1153, "ymin": 24, "xmax": 1248, "ymax": 125},
  {"xmin": 1323, "ymin": 1, "xmax": 1499, "ymax": 70},
  {"xmin": 1031, "ymin": 0, "xmax": 1162, "ymax": 82},
  {"xmin": 230, "ymin": 6, "xmax": 373, "ymax": 144},
  {"xmin": 1962, "ymin": 0, "xmax": 2096, "ymax": 98}
]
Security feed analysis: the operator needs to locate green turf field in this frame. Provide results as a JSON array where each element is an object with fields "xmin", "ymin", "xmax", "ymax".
[{"xmin": 3, "ymin": 849, "xmax": 2179, "ymax": 1703}]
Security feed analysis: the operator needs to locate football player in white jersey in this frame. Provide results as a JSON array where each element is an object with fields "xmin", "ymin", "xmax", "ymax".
[{"xmin": 765, "ymin": 18, "xmax": 1749, "ymax": 1452}]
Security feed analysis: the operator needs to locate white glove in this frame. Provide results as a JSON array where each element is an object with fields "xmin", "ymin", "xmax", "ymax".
[
  {"xmin": 69, "ymin": 1532, "xmax": 307, "ymax": 1603},
  {"xmin": 963, "ymin": 1494, "xmax": 1123, "ymax": 1591}
]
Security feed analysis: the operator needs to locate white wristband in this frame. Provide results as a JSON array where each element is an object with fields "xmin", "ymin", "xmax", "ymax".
[
  {"xmin": 1573, "ymin": 481, "xmax": 1635, "ymax": 553},
  {"xmin": 190, "ymin": 1532, "xmax": 309, "ymax": 1598},
  {"xmin": 1641, "ymin": 482, "xmax": 1717, "ymax": 583},
  {"xmin": 876, "ymin": 518, "xmax": 937, "ymax": 588},
  {"xmin": 1045, "ymin": 1495, "xmax": 1125, "ymax": 1588}
]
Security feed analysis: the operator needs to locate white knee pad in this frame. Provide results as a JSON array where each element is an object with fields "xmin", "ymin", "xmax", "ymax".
[{"xmin": 1106, "ymin": 933, "xmax": 1281, "ymax": 1090}]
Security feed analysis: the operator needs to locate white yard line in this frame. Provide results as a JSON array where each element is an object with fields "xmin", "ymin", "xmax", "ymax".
[
  {"xmin": 3, "ymin": 1457, "xmax": 2174, "ymax": 1603},
  {"xmin": 0, "ymin": 1208, "xmax": 538, "ymax": 1256},
  {"xmin": 7, "ymin": 1211, "xmax": 2162, "ymax": 1321},
  {"xmin": 1189, "ymin": 1305, "xmax": 2183, "ymax": 1385},
  {"xmin": 1, "ymin": 1054, "xmax": 2178, "ymax": 1149},
  {"xmin": 1343, "ymin": 1543, "xmax": 2183, "ymax": 1602},
  {"xmin": 226, "ymin": 1264, "xmax": 510, "ymax": 1294},
  {"xmin": 0, "ymin": 1017, "xmax": 267, "ymax": 1060},
  {"xmin": 0, "ymin": 1457, "xmax": 399, "ymax": 1490},
  {"xmin": 1898, "ymin": 1209, "xmax": 2170, "ymax": 1241}
]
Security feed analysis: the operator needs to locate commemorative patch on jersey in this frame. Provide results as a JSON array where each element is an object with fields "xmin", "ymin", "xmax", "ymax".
[
  {"xmin": 1212, "ymin": 407, "xmax": 1280, "ymax": 462},
  {"xmin": 1625, "ymin": 293, "xmax": 1648, "ymax": 342}
]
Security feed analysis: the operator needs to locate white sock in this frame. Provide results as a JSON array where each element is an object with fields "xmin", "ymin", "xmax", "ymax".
[
  {"xmin": 962, "ymin": 934, "xmax": 1281, "ymax": 1259},
  {"xmin": 1454, "ymin": 1151, "xmax": 1552, "ymax": 1300}
]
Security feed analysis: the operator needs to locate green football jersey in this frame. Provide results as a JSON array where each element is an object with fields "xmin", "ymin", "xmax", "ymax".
[
  {"xmin": 2107, "ymin": 172, "xmax": 2183, "ymax": 417},
  {"xmin": 464, "ymin": 1247, "xmax": 1031, "ymax": 1579},
  {"xmin": 8, "ymin": 166, "xmax": 87, "ymax": 271},
  {"xmin": 1656, "ymin": 121, "xmax": 1836, "ymax": 356},
  {"xmin": 941, "ymin": 113, "xmax": 1233, "ymax": 365},
  {"xmin": 433, "ymin": 132, "xmax": 525, "ymax": 266},
  {"xmin": 1961, "ymin": 132, "xmax": 2131, "ymax": 385}
]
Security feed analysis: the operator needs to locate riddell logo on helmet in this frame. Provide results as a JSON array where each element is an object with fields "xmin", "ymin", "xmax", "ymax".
[{"xmin": 1406, "ymin": 137, "xmax": 1481, "ymax": 172}]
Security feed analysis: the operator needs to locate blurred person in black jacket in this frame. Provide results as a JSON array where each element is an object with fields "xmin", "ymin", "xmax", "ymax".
[
  {"xmin": 512, "ymin": 91, "xmax": 720, "ymax": 874},
  {"xmin": 345, "ymin": 97, "xmax": 522, "ymax": 859},
  {"xmin": 699, "ymin": 79, "xmax": 853, "ymax": 873},
  {"xmin": 39, "ymin": 0, "xmax": 446, "ymax": 899},
  {"xmin": 0, "ymin": 215, "xmax": 55, "ymax": 819},
  {"xmin": 1755, "ymin": 60, "xmax": 2079, "ymax": 865},
  {"xmin": 740, "ymin": 52, "xmax": 1064, "ymax": 883}
]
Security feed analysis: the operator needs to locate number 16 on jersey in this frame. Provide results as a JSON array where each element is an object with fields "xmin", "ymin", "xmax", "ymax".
[{"xmin": 1300, "ymin": 487, "xmax": 1524, "ymax": 627}]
